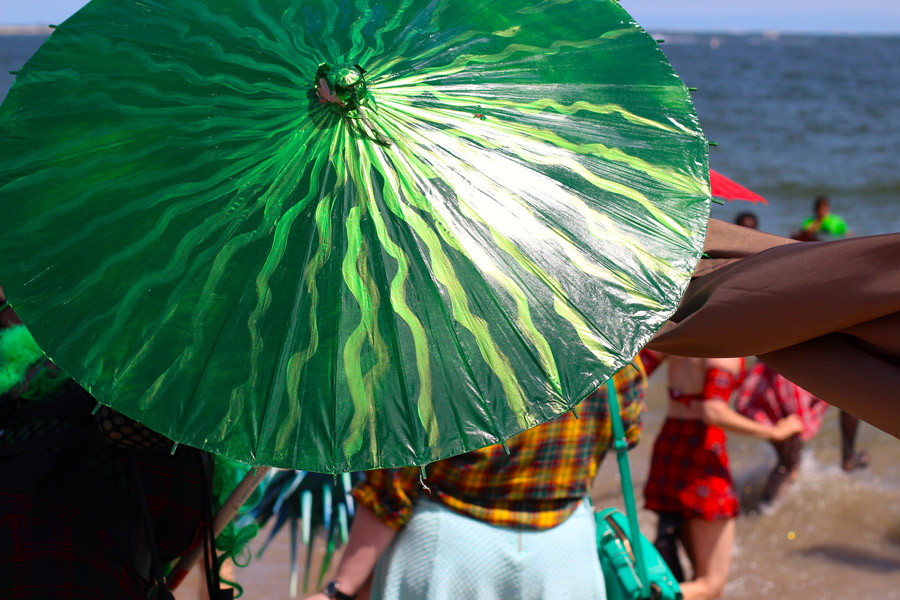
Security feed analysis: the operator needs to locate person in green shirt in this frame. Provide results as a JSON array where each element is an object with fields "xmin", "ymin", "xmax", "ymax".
[{"xmin": 799, "ymin": 195, "xmax": 851, "ymax": 240}]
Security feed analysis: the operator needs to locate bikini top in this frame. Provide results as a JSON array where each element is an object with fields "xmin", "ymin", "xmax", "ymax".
[
  {"xmin": 669, "ymin": 360, "xmax": 745, "ymax": 405},
  {"xmin": 668, "ymin": 388, "xmax": 704, "ymax": 404}
]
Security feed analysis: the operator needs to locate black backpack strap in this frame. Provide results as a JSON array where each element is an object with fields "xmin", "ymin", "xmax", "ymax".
[{"xmin": 127, "ymin": 455, "xmax": 176, "ymax": 600}]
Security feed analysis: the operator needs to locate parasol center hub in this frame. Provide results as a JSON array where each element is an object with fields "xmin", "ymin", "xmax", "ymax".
[{"xmin": 315, "ymin": 62, "xmax": 370, "ymax": 113}]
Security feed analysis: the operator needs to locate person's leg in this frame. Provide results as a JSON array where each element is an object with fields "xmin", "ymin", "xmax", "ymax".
[
  {"xmin": 840, "ymin": 411, "xmax": 870, "ymax": 471},
  {"xmin": 653, "ymin": 511, "xmax": 686, "ymax": 582},
  {"xmin": 676, "ymin": 518, "xmax": 735, "ymax": 600},
  {"xmin": 762, "ymin": 434, "xmax": 802, "ymax": 503}
]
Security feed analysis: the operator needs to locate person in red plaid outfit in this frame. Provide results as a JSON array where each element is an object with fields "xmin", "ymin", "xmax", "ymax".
[
  {"xmin": 306, "ymin": 364, "xmax": 647, "ymax": 600},
  {"xmin": 735, "ymin": 361, "xmax": 869, "ymax": 504},
  {"xmin": 641, "ymin": 351, "xmax": 802, "ymax": 600},
  {"xmin": 729, "ymin": 212, "xmax": 869, "ymax": 506}
]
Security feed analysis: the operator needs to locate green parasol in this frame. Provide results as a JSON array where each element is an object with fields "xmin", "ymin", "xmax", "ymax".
[{"xmin": 0, "ymin": 0, "xmax": 710, "ymax": 472}]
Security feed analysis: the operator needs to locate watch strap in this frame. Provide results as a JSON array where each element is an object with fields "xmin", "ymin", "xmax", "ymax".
[{"xmin": 324, "ymin": 580, "xmax": 356, "ymax": 600}]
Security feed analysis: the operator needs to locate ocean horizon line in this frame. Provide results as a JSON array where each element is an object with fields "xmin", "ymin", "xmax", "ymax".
[{"xmin": 1, "ymin": 23, "xmax": 899, "ymax": 37}]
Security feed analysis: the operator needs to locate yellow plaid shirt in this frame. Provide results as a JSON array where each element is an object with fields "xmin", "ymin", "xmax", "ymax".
[{"xmin": 353, "ymin": 362, "xmax": 646, "ymax": 530}]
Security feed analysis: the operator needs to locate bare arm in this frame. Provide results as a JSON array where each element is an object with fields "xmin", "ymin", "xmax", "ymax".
[
  {"xmin": 304, "ymin": 505, "xmax": 397, "ymax": 600},
  {"xmin": 699, "ymin": 400, "xmax": 802, "ymax": 441},
  {"xmin": 699, "ymin": 357, "xmax": 803, "ymax": 440}
]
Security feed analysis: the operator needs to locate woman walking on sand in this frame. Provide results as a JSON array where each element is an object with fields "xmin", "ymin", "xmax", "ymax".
[{"xmin": 641, "ymin": 351, "xmax": 802, "ymax": 600}]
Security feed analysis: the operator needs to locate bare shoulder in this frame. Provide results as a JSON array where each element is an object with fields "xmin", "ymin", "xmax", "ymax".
[
  {"xmin": 705, "ymin": 356, "xmax": 743, "ymax": 374},
  {"xmin": 667, "ymin": 355, "xmax": 702, "ymax": 369}
]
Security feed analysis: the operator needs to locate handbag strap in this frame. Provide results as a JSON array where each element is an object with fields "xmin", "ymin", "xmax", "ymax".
[{"xmin": 605, "ymin": 375, "xmax": 652, "ymax": 598}]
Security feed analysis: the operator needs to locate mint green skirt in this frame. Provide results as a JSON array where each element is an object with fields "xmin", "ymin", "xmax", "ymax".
[{"xmin": 371, "ymin": 497, "xmax": 606, "ymax": 600}]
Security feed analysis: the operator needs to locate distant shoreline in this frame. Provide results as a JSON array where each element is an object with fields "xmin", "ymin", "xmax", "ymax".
[{"xmin": 0, "ymin": 26, "xmax": 53, "ymax": 36}]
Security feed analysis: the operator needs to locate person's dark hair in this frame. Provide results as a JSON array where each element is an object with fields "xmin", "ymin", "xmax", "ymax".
[
  {"xmin": 734, "ymin": 211, "xmax": 758, "ymax": 229},
  {"xmin": 813, "ymin": 195, "xmax": 830, "ymax": 211}
]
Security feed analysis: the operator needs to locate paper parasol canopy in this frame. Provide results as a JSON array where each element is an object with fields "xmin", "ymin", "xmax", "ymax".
[{"xmin": 0, "ymin": 0, "xmax": 710, "ymax": 471}]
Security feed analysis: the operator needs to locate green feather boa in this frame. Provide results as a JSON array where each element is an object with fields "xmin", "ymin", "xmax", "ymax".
[{"xmin": 0, "ymin": 325, "xmax": 45, "ymax": 396}]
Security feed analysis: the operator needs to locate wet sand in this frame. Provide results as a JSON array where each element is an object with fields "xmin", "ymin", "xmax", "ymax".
[{"xmin": 179, "ymin": 369, "xmax": 900, "ymax": 599}]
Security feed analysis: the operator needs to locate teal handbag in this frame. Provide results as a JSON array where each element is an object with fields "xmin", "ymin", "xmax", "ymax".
[{"xmin": 596, "ymin": 378, "xmax": 682, "ymax": 600}]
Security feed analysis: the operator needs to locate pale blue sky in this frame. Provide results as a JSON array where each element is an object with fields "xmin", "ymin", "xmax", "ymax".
[{"xmin": 3, "ymin": 0, "xmax": 900, "ymax": 33}]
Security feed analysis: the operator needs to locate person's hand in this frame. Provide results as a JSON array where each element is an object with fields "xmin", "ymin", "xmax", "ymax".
[
  {"xmin": 772, "ymin": 415, "xmax": 804, "ymax": 441},
  {"xmin": 304, "ymin": 594, "xmax": 331, "ymax": 600}
]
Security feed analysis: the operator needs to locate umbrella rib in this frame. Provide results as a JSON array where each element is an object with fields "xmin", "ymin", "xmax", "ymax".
[
  {"xmin": 330, "ymin": 146, "xmax": 347, "ymax": 471},
  {"xmin": 357, "ymin": 144, "xmax": 430, "ymax": 462},
  {"xmin": 369, "ymin": 144, "xmax": 514, "ymax": 447},
  {"xmin": 236, "ymin": 130, "xmax": 336, "ymax": 462},
  {"xmin": 178, "ymin": 291, "xmax": 249, "ymax": 453}
]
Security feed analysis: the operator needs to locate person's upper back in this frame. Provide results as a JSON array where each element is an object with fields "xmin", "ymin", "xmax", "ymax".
[{"xmin": 353, "ymin": 363, "xmax": 647, "ymax": 530}]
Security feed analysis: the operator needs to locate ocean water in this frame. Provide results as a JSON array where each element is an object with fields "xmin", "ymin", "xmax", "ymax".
[
  {"xmin": 653, "ymin": 33, "xmax": 900, "ymax": 237},
  {"xmin": 0, "ymin": 35, "xmax": 44, "ymax": 103},
  {"xmin": 4, "ymin": 31, "xmax": 900, "ymax": 599}
]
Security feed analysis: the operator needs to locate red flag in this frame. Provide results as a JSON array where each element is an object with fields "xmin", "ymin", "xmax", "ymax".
[{"xmin": 710, "ymin": 169, "xmax": 768, "ymax": 204}]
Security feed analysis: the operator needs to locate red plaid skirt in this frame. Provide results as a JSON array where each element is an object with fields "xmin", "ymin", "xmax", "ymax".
[
  {"xmin": 643, "ymin": 418, "xmax": 738, "ymax": 520},
  {"xmin": 0, "ymin": 437, "xmax": 206, "ymax": 598},
  {"xmin": 0, "ymin": 492, "xmax": 146, "ymax": 599}
]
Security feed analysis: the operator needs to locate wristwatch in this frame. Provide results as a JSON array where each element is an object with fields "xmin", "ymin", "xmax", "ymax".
[{"xmin": 323, "ymin": 580, "xmax": 356, "ymax": 600}]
